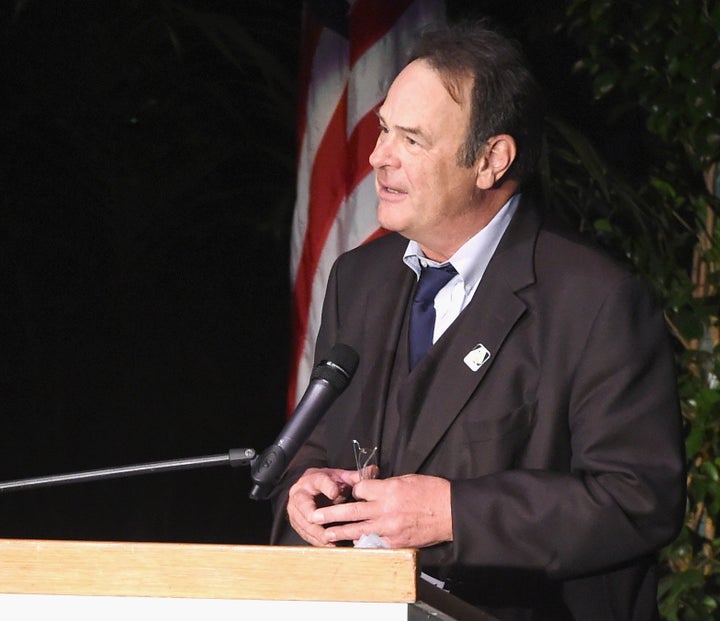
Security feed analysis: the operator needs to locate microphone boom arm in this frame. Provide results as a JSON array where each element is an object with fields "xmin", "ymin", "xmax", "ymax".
[{"xmin": 0, "ymin": 448, "xmax": 257, "ymax": 493}]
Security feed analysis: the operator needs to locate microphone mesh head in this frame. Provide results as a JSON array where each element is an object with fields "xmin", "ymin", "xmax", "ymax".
[{"xmin": 311, "ymin": 343, "xmax": 359, "ymax": 391}]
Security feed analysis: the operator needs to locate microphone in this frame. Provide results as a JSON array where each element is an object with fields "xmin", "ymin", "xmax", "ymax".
[{"xmin": 248, "ymin": 343, "xmax": 359, "ymax": 501}]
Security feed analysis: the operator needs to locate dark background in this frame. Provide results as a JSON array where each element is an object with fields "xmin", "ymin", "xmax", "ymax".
[
  {"xmin": 0, "ymin": 1, "xmax": 605, "ymax": 544},
  {"xmin": 0, "ymin": 1, "xmax": 304, "ymax": 544}
]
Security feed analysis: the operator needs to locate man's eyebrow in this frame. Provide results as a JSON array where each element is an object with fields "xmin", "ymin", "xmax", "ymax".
[{"xmin": 375, "ymin": 110, "xmax": 432, "ymax": 144}]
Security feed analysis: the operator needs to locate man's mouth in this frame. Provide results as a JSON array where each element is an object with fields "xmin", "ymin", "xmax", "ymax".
[{"xmin": 379, "ymin": 182, "xmax": 407, "ymax": 195}]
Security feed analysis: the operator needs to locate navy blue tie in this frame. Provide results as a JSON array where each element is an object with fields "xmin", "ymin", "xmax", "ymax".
[{"xmin": 409, "ymin": 264, "xmax": 457, "ymax": 369}]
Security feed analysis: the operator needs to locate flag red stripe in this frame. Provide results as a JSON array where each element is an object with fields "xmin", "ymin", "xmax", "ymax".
[{"xmin": 289, "ymin": 88, "xmax": 349, "ymax": 402}]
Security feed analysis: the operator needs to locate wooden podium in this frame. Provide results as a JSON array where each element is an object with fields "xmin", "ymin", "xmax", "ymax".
[{"xmin": 0, "ymin": 539, "xmax": 497, "ymax": 620}]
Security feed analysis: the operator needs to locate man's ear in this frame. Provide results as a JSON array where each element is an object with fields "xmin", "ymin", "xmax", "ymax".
[{"xmin": 475, "ymin": 134, "xmax": 517, "ymax": 190}]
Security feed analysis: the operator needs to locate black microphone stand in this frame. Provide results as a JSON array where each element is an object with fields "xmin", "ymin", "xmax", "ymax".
[{"xmin": 0, "ymin": 448, "xmax": 257, "ymax": 493}]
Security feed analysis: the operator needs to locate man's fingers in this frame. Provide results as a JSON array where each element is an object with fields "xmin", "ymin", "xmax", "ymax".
[{"xmin": 311, "ymin": 496, "xmax": 373, "ymax": 525}]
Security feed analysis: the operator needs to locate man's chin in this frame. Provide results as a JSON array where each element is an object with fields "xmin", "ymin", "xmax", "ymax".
[
  {"xmin": 377, "ymin": 208, "xmax": 409, "ymax": 236},
  {"xmin": 377, "ymin": 221, "xmax": 407, "ymax": 237}
]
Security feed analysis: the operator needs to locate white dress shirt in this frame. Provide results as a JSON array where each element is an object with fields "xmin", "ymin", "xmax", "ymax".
[{"xmin": 403, "ymin": 193, "xmax": 520, "ymax": 343}]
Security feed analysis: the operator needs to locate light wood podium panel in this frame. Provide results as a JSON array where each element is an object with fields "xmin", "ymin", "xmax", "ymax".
[{"xmin": 0, "ymin": 538, "xmax": 496, "ymax": 620}]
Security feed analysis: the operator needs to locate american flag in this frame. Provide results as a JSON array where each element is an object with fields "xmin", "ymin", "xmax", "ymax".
[{"xmin": 288, "ymin": 0, "xmax": 446, "ymax": 409}]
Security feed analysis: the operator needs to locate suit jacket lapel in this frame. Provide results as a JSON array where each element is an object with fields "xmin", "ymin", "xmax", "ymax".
[{"xmin": 395, "ymin": 199, "xmax": 543, "ymax": 474}]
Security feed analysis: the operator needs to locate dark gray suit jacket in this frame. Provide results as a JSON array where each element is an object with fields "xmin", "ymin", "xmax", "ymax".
[{"xmin": 271, "ymin": 197, "xmax": 686, "ymax": 621}]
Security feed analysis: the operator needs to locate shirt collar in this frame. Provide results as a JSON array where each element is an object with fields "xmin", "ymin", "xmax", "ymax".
[{"xmin": 403, "ymin": 193, "xmax": 521, "ymax": 288}]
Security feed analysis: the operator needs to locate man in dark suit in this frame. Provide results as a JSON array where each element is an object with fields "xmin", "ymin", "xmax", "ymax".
[{"xmin": 270, "ymin": 21, "xmax": 686, "ymax": 621}]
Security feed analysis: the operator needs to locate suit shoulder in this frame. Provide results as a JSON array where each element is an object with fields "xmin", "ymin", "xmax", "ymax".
[
  {"xmin": 336, "ymin": 232, "xmax": 407, "ymax": 267},
  {"xmin": 536, "ymin": 218, "xmax": 633, "ymax": 283},
  {"xmin": 531, "ymin": 215, "xmax": 668, "ymax": 314}
]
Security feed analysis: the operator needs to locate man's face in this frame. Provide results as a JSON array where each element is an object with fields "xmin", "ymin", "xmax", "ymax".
[{"xmin": 369, "ymin": 59, "xmax": 480, "ymax": 261}]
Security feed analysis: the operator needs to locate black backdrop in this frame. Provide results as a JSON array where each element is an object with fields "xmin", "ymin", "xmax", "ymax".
[{"xmin": 0, "ymin": 2, "xmax": 305, "ymax": 544}]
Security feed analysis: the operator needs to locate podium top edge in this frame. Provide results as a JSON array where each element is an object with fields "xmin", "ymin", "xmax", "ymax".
[{"xmin": 0, "ymin": 538, "xmax": 419, "ymax": 603}]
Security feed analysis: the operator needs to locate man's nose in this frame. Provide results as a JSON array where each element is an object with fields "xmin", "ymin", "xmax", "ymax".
[{"xmin": 369, "ymin": 134, "xmax": 397, "ymax": 169}]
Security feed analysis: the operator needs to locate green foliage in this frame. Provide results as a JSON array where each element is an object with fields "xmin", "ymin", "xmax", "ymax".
[
  {"xmin": 556, "ymin": 1, "xmax": 720, "ymax": 618},
  {"xmin": 566, "ymin": 0, "xmax": 720, "ymax": 172}
]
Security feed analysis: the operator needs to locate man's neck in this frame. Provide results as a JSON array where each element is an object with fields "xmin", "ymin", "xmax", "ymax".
[{"xmin": 419, "ymin": 183, "xmax": 519, "ymax": 262}]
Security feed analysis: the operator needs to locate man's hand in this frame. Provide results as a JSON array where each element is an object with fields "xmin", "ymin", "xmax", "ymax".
[
  {"xmin": 309, "ymin": 474, "xmax": 453, "ymax": 549},
  {"xmin": 286, "ymin": 467, "xmax": 376, "ymax": 547}
]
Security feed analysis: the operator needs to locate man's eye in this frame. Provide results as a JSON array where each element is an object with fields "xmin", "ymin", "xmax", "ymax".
[{"xmin": 406, "ymin": 137, "xmax": 418, "ymax": 146}]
